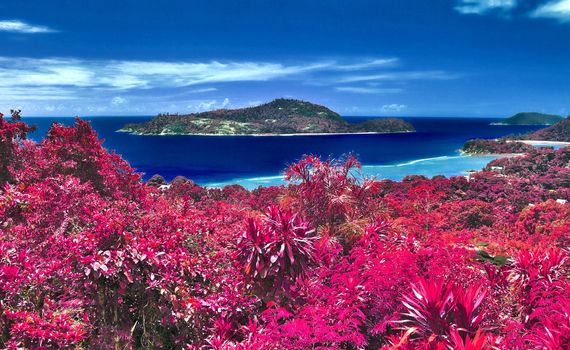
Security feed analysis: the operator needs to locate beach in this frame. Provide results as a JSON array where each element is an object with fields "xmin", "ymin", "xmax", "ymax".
[
  {"xmin": 117, "ymin": 130, "xmax": 414, "ymax": 137},
  {"xmin": 517, "ymin": 140, "xmax": 570, "ymax": 146}
]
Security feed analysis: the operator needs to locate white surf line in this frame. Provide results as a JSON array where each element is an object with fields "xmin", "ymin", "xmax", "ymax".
[
  {"xmin": 119, "ymin": 130, "xmax": 414, "ymax": 137},
  {"xmin": 205, "ymin": 154, "xmax": 477, "ymax": 188}
]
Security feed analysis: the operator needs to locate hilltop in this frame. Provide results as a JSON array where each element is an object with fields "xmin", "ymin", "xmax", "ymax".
[
  {"xmin": 522, "ymin": 116, "xmax": 570, "ymax": 142},
  {"xmin": 492, "ymin": 112, "xmax": 563, "ymax": 126},
  {"xmin": 119, "ymin": 98, "xmax": 415, "ymax": 136}
]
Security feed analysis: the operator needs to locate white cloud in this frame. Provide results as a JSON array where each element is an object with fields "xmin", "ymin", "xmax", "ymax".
[
  {"xmin": 108, "ymin": 60, "xmax": 334, "ymax": 88},
  {"xmin": 0, "ymin": 56, "xmax": 456, "ymax": 114},
  {"xmin": 43, "ymin": 104, "xmax": 66, "ymax": 112},
  {"xmin": 111, "ymin": 96, "xmax": 128, "ymax": 105},
  {"xmin": 0, "ymin": 20, "xmax": 56, "ymax": 33},
  {"xmin": 381, "ymin": 104, "xmax": 407, "ymax": 112},
  {"xmin": 335, "ymin": 86, "xmax": 403, "ymax": 94},
  {"xmin": 87, "ymin": 105, "xmax": 108, "ymax": 113},
  {"xmin": 337, "ymin": 71, "xmax": 459, "ymax": 84},
  {"xmin": 531, "ymin": 0, "xmax": 570, "ymax": 21},
  {"xmin": 0, "ymin": 57, "xmax": 95, "ymax": 88},
  {"xmin": 0, "ymin": 57, "xmax": 332, "ymax": 92},
  {"xmin": 196, "ymin": 101, "xmax": 216, "ymax": 111},
  {"xmin": 0, "ymin": 86, "xmax": 75, "ymax": 100},
  {"xmin": 189, "ymin": 87, "xmax": 218, "ymax": 93},
  {"xmin": 332, "ymin": 58, "xmax": 399, "ymax": 71},
  {"xmin": 455, "ymin": 0, "xmax": 518, "ymax": 14},
  {"xmin": 0, "ymin": 56, "xmax": 451, "ymax": 94},
  {"xmin": 187, "ymin": 99, "xmax": 232, "ymax": 112}
]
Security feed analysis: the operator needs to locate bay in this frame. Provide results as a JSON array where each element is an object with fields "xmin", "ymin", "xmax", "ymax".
[{"xmin": 24, "ymin": 116, "xmax": 543, "ymax": 188}]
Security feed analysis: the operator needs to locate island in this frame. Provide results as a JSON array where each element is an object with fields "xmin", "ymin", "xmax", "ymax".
[
  {"xmin": 118, "ymin": 98, "xmax": 415, "ymax": 136},
  {"xmin": 491, "ymin": 112, "xmax": 563, "ymax": 126}
]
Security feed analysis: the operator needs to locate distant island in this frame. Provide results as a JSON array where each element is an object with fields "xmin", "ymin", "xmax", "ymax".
[
  {"xmin": 463, "ymin": 115, "xmax": 570, "ymax": 154},
  {"xmin": 491, "ymin": 112, "xmax": 563, "ymax": 125},
  {"xmin": 118, "ymin": 98, "xmax": 415, "ymax": 136}
]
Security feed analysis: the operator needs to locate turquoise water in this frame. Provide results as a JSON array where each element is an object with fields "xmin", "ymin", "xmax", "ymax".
[
  {"xmin": 206, "ymin": 155, "xmax": 501, "ymax": 189},
  {"xmin": 24, "ymin": 116, "xmax": 544, "ymax": 187}
]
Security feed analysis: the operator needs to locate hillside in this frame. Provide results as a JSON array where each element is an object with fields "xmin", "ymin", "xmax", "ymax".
[
  {"xmin": 1, "ymin": 115, "xmax": 569, "ymax": 349},
  {"xmin": 492, "ymin": 112, "xmax": 563, "ymax": 125},
  {"xmin": 119, "ymin": 98, "xmax": 415, "ymax": 135},
  {"xmin": 522, "ymin": 116, "xmax": 570, "ymax": 142},
  {"xmin": 461, "ymin": 139, "xmax": 533, "ymax": 155}
]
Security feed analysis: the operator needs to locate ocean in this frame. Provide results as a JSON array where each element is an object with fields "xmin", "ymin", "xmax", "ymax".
[{"xmin": 24, "ymin": 116, "xmax": 544, "ymax": 189}]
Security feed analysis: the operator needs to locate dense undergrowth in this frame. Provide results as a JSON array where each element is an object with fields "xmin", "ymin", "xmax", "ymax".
[
  {"xmin": 462, "ymin": 139, "xmax": 533, "ymax": 155},
  {"xmin": 0, "ymin": 114, "xmax": 569, "ymax": 349}
]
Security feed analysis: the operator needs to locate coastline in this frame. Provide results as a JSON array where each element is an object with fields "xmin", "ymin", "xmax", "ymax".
[
  {"xmin": 459, "ymin": 150, "xmax": 525, "ymax": 157},
  {"xmin": 205, "ymin": 153, "xmax": 506, "ymax": 189},
  {"xmin": 117, "ymin": 129, "xmax": 415, "ymax": 137},
  {"xmin": 490, "ymin": 123, "xmax": 557, "ymax": 126},
  {"xmin": 517, "ymin": 140, "xmax": 570, "ymax": 146}
]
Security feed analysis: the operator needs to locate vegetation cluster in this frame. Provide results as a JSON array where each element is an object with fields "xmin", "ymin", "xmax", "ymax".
[
  {"xmin": 461, "ymin": 139, "xmax": 533, "ymax": 155},
  {"xmin": 1, "ymin": 115, "xmax": 569, "ymax": 349}
]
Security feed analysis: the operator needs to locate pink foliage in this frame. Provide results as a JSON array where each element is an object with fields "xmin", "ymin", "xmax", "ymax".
[{"xmin": 1, "ymin": 117, "xmax": 569, "ymax": 349}]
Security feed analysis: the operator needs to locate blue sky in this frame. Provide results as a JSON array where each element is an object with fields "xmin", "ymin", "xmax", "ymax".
[{"xmin": 0, "ymin": 0, "xmax": 569, "ymax": 117}]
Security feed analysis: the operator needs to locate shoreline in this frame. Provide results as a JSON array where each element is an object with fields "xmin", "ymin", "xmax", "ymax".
[
  {"xmin": 203, "ymin": 153, "xmax": 503, "ymax": 189},
  {"xmin": 490, "ymin": 123, "xmax": 557, "ymax": 126},
  {"xmin": 459, "ymin": 150, "xmax": 525, "ymax": 157},
  {"xmin": 516, "ymin": 140, "xmax": 570, "ymax": 146},
  {"xmin": 117, "ymin": 129, "xmax": 415, "ymax": 137}
]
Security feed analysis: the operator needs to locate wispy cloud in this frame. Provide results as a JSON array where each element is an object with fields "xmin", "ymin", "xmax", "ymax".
[
  {"xmin": 0, "ymin": 56, "xmax": 456, "ymax": 114},
  {"xmin": 381, "ymin": 104, "xmax": 407, "ymax": 112},
  {"xmin": 0, "ymin": 57, "xmax": 335, "ymax": 92},
  {"xmin": 454, "ymin": 0, "xmax": 518, "ymax": 15},
  {"xmin": 111, "ymin": 96, "xmax": 128, "ymax": 106},
  {"xmin": 187, "ymin": 98, "xmax": 231, "ymax": 112},
  {"xmin": 332, "ymin": 58, "xmax": 399, "ymax": 71},
  {"xmin": 0, "ymin": 56, "xmax": 454, "ymax": 97},
  {"xmin": 531, "ymin": 0, "xmax": 570, "ymax": 21},
  {"xmin": 454, "ymin": 0, "xmax": 570, "ymax": 22},
  {"xmin": 336, "ymin": 71, "xmax": 459, "ymax": 84},
  {"xmin": 335, "ymin": 86, "xmax": 403, "ymax": 94},
  {"xmin": 0, "ymin": 20, "xmax": 56, "ymax": 33},
  {"xmin": 0, "ymin": 86, "xmax": 75, "ymax": 101},
  {"xmin": 189, "ymin": 87, "xmax": 218, "ymax": 93},
  {"xmin": 110, "ymin": 60, "xmax": 333, "ymax": 88}
]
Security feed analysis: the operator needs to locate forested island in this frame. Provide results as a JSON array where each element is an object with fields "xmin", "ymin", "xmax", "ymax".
[
  {"xmin": 491, "ymin": 112, "xmax": 563, "ymax": 125},
  {"xmin": 119, "ymin": 98, "xmax": 415, "ymax": 136}
]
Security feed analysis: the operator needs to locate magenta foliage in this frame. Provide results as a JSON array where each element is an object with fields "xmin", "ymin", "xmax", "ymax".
[
  {"xmin": 397, "ymin": 278, "xmax": 489, "ymax": 348},
  {"xmin": 400, "ymin": 278, "xmax": 455, "ymax": 340},
  {"xmin": 239, "ymin": 205, "xmax": 316, "ymax": 296},
  {"xmin": 1, "ymin": 116, "xmax": 569, "ymax": 349}
]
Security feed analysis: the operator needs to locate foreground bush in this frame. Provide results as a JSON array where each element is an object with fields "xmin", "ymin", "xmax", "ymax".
[{"xmin": 0, "ymin": 114, "xmax": 568, "ymax": 349}]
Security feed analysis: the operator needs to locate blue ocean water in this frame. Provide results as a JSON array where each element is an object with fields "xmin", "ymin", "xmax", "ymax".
[{"xmin": 24, "ymin": 116, "xmax": 543, "ymax": 188}]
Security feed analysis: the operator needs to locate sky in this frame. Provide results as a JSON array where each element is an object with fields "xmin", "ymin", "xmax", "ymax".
[{"xmin": 0, "ymin": 0, "xmax": 569, "ymax": 117}]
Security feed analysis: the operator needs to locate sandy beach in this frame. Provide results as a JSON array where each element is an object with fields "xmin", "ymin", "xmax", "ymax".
[
  {"xmin": 517, "ymin": 140, "xmax": 570, "ymax": 146},
  {"xmin": 118, "ymin": 130, "xmax": 414, "ymax": 137}
]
